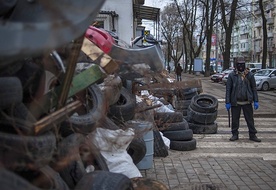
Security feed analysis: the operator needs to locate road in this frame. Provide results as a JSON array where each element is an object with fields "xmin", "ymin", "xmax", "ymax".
[
  {"xmin": 198, "ymin": 75, "xmax": 276, "ymax": 117},
  {"xmin": 182, "ymin": 74, "xmax": 276, "ymax": 167}
]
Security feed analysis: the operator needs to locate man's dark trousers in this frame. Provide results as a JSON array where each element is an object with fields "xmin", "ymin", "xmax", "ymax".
[{"xmin": 231, "ymin": 104, "xmax": 257, "ymax": 136}]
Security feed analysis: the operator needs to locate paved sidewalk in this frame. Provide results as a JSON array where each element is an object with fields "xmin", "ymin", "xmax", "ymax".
[
  {"xmin": 141, "ymin": 155, "xmax": 276, "ymax": 190},
  {"xmin": 139, "ymin": 72, "xmax": 276, "ymax": 190}
]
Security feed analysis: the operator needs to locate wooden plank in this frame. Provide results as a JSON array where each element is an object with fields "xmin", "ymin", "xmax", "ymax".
[
  {"xmin": 81, "ymin": 38, "xmax": 119, "ymax": 74},
  {"xmin": 28, "ymin": 64, "xmax": 106, "ymax": 119},
  {"xmin": 68, "ymin": 65, "xmax": 106, "ymax": 97},
  {"xmin": 57, "ymin": 37, "xmax": 84, "ymax": 109},
  {"xmin": 34, "ymin": 100, "xmax": 82, "ymax": 135}
]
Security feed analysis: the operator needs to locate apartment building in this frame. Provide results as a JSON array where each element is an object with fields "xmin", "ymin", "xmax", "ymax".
[
  {"xmin": 231, "ymin": 11, "xmax": 253, "ymax": 64},
  {"xmin": 201, "ymin": 0, "xmax": 276, "ymax": 69},
  {"xmin": 252, "ymin": 0, "xmax": 275, "ymax": 68},
  {"xmin": 231, "ymin": 0, "xmax": 276, "ymax": 68}
]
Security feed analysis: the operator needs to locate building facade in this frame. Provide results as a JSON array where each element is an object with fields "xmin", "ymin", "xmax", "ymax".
[
  {"xmin": 201, "ymin": 0, "xmax": 276, "ymax": 69},
  {"xmin": 231, "ymin": 0, "xmax": 276, "ymax": 68},
  {"xmin": 93, "ymin": 0, "xmax": 159, "ymax": 46}
]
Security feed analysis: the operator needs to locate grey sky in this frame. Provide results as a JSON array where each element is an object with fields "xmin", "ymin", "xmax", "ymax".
[
  {"xmin": 144, "ymin": 0, "xmax": 171, "ymax": 9},
  {"xmin": 143, "ymin": 0, "xmax": 171, "ymax": 35}
]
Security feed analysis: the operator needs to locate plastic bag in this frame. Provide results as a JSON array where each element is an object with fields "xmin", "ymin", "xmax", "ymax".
[{"xmin": 88, "ymin": 127, "xmax": 142, "ymax": 178}]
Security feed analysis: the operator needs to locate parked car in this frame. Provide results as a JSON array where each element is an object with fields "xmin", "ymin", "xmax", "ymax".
[
  {"xmin": 222, "ymin": 73, "xmax": 229, "ymax": 85},
  {"xmin": 254, "ymin": 69, "xmax": 276, "ymax": 91},
  {"xmin": 249, "ymin": 68, "xmax": 261, "ymax": 74},
  {"xmin": 211, "ymin": 69, "xmax": 233, "ymax": 83}
]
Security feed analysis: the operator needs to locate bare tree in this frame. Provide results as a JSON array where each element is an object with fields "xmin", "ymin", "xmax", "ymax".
[
  {"xmin": 160, "ymin": 4, "xmax": 183, "ymax": 69},
  {"xmin": 173, "ymin": 0, "xmax": 206, "ymax": 74},
  {"xmin": 199, "ymin": 0, "xmax": 218, "ymax": 77},
  {"xmin": 219, "ymin": 0, "xmax": 239, "ymax": 70},
  {"xmin": 258, "ymin": 0, "xmax": 268, "ymax": 69}
]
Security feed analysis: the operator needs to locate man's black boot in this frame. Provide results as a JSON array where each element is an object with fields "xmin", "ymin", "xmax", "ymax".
[
  {"xmin": 229, "ymin": 135, "xmax": 238, "ymax": 141},
  {"xmin": 249, "ymin": 135, "xmax": 261, "ymax": 142}
]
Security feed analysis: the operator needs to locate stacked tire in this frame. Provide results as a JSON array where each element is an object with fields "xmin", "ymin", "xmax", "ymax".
[
  {"xmin": 0, "ymin": 77, "xmax": 68, "ymax": 189},
  {"xmin": 172, "ymin": 88, "xmax": 198, "ymax": 116},
  {"xmin": 186, "ymin": 94, "xmax": 218, "ymax": 134},
  {"xmin": 108, "ymin": 87, "xmax": 136, "ymax": 123},
  {"xmin": 154, "ymin": 112, "xmax": 196, "ymax": 151}
]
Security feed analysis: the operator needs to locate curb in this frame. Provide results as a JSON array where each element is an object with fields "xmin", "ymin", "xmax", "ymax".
[{"xmin": 218, "ymin": 113, "xmax": 276, "ymax": 118}]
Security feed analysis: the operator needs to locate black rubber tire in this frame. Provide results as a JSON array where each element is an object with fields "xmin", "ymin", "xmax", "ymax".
[
  {"xmin": 170, "ymin": 138, "xmax": 197, "ymax": 151},
  {"xmin": 182, "ymin": 110, "xmax": 188, "ymax": 116},
  {"xmin": 190, "ymin": 94, "xmax": 218, "ymax": 113},
  {"xmin": 122, "ymin": 79, "xmax": 133, "ymax": 93},
  {"xmin": 261, "ymin": 82, "xmax": 269, "ymax": 91},
  {"xmin": 27, "ymin": 165, "xmax": 70, "ymax": 190},
  {"xmin": 0, "ymin": 131, "xmax": 56, "ymax": 170},
  {"xmin": 52, "ymin": 133, "xmax": 86, "ymax": 189},
  {"xmin": 127, "ymin": 138, "xmax": 146, "ymax": 165},
  {"xmin": 0, "ymin": 168, "xmax": 41, "ymax": 190},
  {"xmin": 1, "ymin": 102, "xmax": 36, "ymax": 135},
  {"xmin": 162, "ymin": 129, "xmax": 193, "ymax": 141},
  {"xmin": 158, "ymin": 119, "xmax": 189, "ymax": 132},
  {"xmin": 59, "ymin": 116, "xmax": 120, "ymax": 138},
  {"xmin": 62, "ymin": 84, "xmax": 107, "ymax": 134},
  {"xmin": 0, "ymin": 77, "xmax": 22, "ymax": 109},
  {"xmin": 74, "ymin": 171, "xmax": 133, "ymax": 190},
  {"xmin": 188, "ymin": 122, "xmax": 218, "ymax": 134},
  {"xmin": 14, "ymin": 61, "xmax": 44, "ymax": 104},
  {"xmin": 175, "ymin": 88, "xmax": 198, "ymax": 100},
  {"xmin": 108, "ymin": 87, "xmax": 136, "ymax": 122},
  {"xmin": 174, "ymin": 100, "xmax": 191, "ymax": 110},
  {"xmin": 153, "ymin": 129, "xmax": 169, "ymax": 158},
  {"xmin": 187, "ymin": 106, "xmax": 217, "ymax": 125},
  {"xmin": 52, "ymin": 133, "xmax": 108, "ymax": 189},
  {"xmin": 154, "ymin": 111, "xmax": 183, "ymax": 124},
  {"xmin": 0, "ymin": 59, "xmax": 24, "ymax": 76}
]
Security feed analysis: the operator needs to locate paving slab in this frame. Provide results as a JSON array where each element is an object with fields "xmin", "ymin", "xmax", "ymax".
[
  {"xmin": 139, "ymin": 72, "xmax": 276, "ymax": 190},
  {"xmin": 140, "ymin": 155, "xmax": 276, "ymax": 190}
]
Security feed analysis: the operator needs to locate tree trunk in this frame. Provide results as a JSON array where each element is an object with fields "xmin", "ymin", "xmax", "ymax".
[{"xmin": 259, "ymin": 0, "xmax": 267, "ymax": 69}]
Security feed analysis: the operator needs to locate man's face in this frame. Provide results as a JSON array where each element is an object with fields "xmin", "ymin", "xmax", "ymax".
[{"xmin": 236, "ymin": 62, "xmax": 245, "ymax": 72}]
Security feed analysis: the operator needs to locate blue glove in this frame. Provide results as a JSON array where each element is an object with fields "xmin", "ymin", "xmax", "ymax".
[
  {"xmin": 225, "ymin": 103, "xmax": 231, "ymax": 111},
  {"xmin": 254, "ymin": 102, "xmax": 259, "ymax": 110}
]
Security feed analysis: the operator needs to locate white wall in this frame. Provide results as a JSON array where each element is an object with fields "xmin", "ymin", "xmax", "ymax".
[{"xmin": 101, "ymin": 0, "xmax": 134, "ymax": 45}]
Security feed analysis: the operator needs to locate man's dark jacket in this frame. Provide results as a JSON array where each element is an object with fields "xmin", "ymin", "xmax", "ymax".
[
  {"xmin": 225, "ymin": 70, "xmax": 258, "ymax": 106},
  {"xmin": 175, "ymin": 65, "xmax": 183, "ymax": 75}
]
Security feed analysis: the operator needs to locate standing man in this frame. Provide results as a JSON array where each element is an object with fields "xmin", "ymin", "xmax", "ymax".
[
  {"xmin": 225, "ymin": 58, "xmax": 261, "ymax": 142},
  {"xmin": 175, "ymin": 63, "xmax": 183, "ymax": 81},
  {"xmin": 167, "ymin": 65, "xmax": 171, "ymax": 73}
]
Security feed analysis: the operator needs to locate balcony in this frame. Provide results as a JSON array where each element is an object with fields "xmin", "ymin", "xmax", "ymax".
[
  {"xmin": 255, "ymin": 47, "xmax": 262, "ymax": 53},
  {"xmin": 254, "ymin": 36, "xmax": 262, "ymax": 41},
  {"xmin": 240, "ymin": 48, "xmax": 249, "ymax": 53},
  {"xmin": 255, "ymin": 22, "xmax": 262, "ymax": 28},
  {"xmin": 268, "ymin": 32, "xmax": 274, "ymax": 38},
  {"xmin": 267, "ymin": 18, "xmax": 274, "ymax": 25},
  {"xmin": 240, "ymin": 39, "xmax": 249, "ymax": 43}
]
